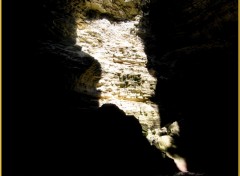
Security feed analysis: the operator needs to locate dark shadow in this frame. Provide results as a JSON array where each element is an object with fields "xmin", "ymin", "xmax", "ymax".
[
  {"xmin": 138, "ymin": 1, "xmax": 237, "ymax": 176},
  {"xmin": 4, "ymin": 0, "xmax": 237, "ymax": 175},
  {"xmin": 3, "ymin": 1, "xmax": 181, "ymax": 176},
  {"xmin": 3, "ymin": 0, "xmax": 101, "ymax": 175},
  {"xmin": 57, "ymin": 103, "xmax": 179, "ymax": 175}
]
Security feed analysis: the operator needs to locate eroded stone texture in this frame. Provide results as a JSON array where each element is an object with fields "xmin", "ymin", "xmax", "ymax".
[
  {"xmin": 9, "ymin": 0, "xmax": 237, "ymax": 175},
  {"xmin": 45, "ymin": 0, "xmax": 160, "ymax": 129},
  {"xmin": 65, "ymin": 0, "xmax": 143, "ymax": 21},
  {"xmin": 75, "ymin": 17, "xmax": 160, "ymax": 129}
]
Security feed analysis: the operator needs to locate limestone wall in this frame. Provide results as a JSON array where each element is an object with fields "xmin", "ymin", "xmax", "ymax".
[{"xmin": 74, "ymin": 16, "xmax": 160, "ymax": 129}]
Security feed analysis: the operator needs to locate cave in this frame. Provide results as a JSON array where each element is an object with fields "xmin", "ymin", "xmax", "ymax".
[{"xmin": 4, "ymin": 0, "xmax": 237, "ymax": 176}]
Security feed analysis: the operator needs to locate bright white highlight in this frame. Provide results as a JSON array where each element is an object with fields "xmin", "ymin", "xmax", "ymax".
[{"xmin": 76, "ymin": 16, "xmax": 160, "ymax": 128}]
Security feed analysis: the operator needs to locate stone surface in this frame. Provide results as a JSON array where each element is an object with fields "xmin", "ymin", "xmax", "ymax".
[
  {"xmin": 65, "ymin": 0, "xmax": 143, "ymax": 21},
  {"xmin": 7, "ymin": 0, "xmax": 237, "ymax": 175},
  {"xmin": 75, "ymin": 17, "xmax": 160, "ymax": 129}
]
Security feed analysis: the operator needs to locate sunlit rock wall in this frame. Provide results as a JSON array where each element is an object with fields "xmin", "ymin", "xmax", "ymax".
[
  {"xmin": 65, "ymin": 0, "xmax": 143, "ymax": 21},
  {"xmin": 74, "ymin": 15, "xmax": 159, "ymax": 128}
]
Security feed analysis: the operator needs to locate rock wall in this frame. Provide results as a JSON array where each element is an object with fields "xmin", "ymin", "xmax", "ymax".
[
  {"xmin": 138, "ymin": 0, "xmax": 237, "ymax": 175},
  {"xmin": 74, "ymin": 16, "xmax": 159, "ymax": 129},
  {"xmin": 6, "ymin": 0, "xmax": 237, "ymax": 175},
  {"xmin": 67, "ymin": 0, "xmax": 143, "ymax": 20}
]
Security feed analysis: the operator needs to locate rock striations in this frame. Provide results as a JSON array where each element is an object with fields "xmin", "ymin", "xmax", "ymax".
[{"xmin": 75, "ymin": 16, "xmax": 159, "ymax": 129}]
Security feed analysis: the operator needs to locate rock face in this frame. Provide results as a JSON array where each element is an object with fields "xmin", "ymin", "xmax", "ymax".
[
  {"xmin": 138, "ymin": 0, "xmax": 237, "ymax": 175},
  {"xmin": 32, "ymin": 0, "xmax": 161, "ymax": 130},
  {"xmin": 75, "ymin": 17, "xmax": 159, "ymax": 129},
  {"xmin": 69, "ymin": 0, "xmax": 142, "ymax": 20},
  {"xmin": 6, "ymin": 0, "xmax": 237, "ymax": 175}
]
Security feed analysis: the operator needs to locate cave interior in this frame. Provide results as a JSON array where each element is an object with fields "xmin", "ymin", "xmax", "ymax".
[{"xmin": 4, "ymin": 0, "xmax": 238, "ymax": 176}]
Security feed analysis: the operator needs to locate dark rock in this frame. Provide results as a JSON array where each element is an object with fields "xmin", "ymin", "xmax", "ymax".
[{"xmin": 4, "ymin": 0, "xmax": 237, "ymax": 176}]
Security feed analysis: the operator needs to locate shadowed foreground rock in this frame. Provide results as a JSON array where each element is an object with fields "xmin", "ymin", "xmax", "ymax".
[{"xmin": 12, "ymin": 103, "xmax": 181, "ymax": 175}]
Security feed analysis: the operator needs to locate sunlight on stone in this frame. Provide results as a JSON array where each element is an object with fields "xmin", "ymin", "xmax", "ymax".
[{"xmin": 75, "ymin": 16, "xmax": 160, "ymax": 129}]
